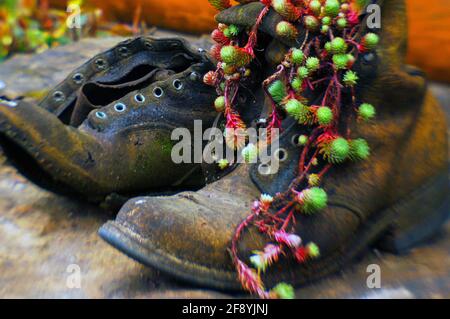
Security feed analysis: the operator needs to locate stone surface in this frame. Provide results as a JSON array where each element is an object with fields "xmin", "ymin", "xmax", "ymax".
[{"xmin": 0, "ymin": 33, "xmax": 448, "ymax": 299}]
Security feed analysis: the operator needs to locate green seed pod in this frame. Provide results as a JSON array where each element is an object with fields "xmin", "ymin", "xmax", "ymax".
[
  {"xmin": 291, "ymin": 48, "xmax": 304, "ymax": 64},
  {"xmin": 309, "ymin": 0, "xmax": 322, "ymax": 15},
  {"xmin": 249, "ymin": 254, "xmax": 267, "ymax": 272},
  {"xmin": 220, "ymin": 45, "xmax": 251, "ymax": 67},
  {"xmin": 349, "ymin": 138, "xmax": 370, "ymax": 161},
  {"xmin": 316, "ymin": 106, "xmax": 333, "ymax": 125},
  {"xmin": 308, "ymin": 173, "xmax": 321, "ymax": 186},
  {"xmin": 343, "ymin": 70, "xmax": 358, "ymax": 86},
  {"xmin": 306, "ymin": 57, "xmax": 320, "ymax": 72},
  {"xmin": 304, "ymin": 15, "xmax": 320, "ymax": 31},
  {"xmin": 324, "ymin": 41, "xmax": 332, "ymax": 52},
  {"xmin": 217, "ymin": 158, "xmax": 229, "ymax": 170},
  {"xmin": 300, "ymin": 187, "xmax": 328, "ymax": 214},
  {"xmin": 328, "ymin": 137, "xmax": 350, "ymax": 163},
  {"xmin": 276, "ymin": 21, "xmax": 298, "ymax": 41},
  {"xmin": 324, "ymin": 0, "xmax": 340, "ymax": 17},
  {"xmin": 214, "ymin": 96, "xmax": 226, "ymax": 112},
  {"xmin": 330, "ymin": 37, "xmax": 347, "ymax": 54},
  {"xmin": 291, "ymin": 77, "xmax": 303, "ymax": 91},
  {"xmin": 298, "ymin": 134, "xmax": 308, "ymax": 145},
  {"xmin": 268, "ymin": 80, "xmax": 287, "ymax": 103},
  {"xmin": 337, "ymin": 17, "xmax": 347, "ymax": 29},
  {"xmin": 322, "ymin": 16, "xmax": 331, "ymax": 26},
  {"xmin": 358, "ymin": 103, "xmax": 376, "ymax": 120},
  {"xmin": 332, "ymin": 54, "xmax": 349, "ymax": 70},
  {"xmin": 321, "ymin": 25, "xmax": 329, "ymax": 34},
  {"xmin": 271, "ymin": 282, "xmax": 295, "ymax": 299},
  {"xmin": 297, "ymin": 66, "xmax": 310, "ymax": 79},
  {"xmin": 362, "ymin": 32, "xmax": 379, "ymax": 50},
  {"xmin": 241, "ymin": 143, "xmax": 258, "ymax": 163},
  {"xmin": 306, "ymin": 242, "xmax": 320, "ymax": 258}
]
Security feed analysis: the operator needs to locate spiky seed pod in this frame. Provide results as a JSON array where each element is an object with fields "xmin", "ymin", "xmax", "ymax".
[
  {"xmin": 242, "ymin": 143, "xmax": 258, "ymax": 163},
  {"xmin": 316, "ymin": 106, "xmax": 333, "ymax": 126},
  {"xmin": 298, "ymin": 134, "xmax": 308, "ymax": 145},
  {"xmin": 284, "ymin": 99, "xmax": 311, "ymax": 124},
  {"xmin": 321, "ymin": 25, "xmax": 329, "ymax": 34},
  {"xmin": 220, "ymin": 45, "xmax": 252, "ymax": 67},
  {"xmin": 271, "ymin": 0, "xmax": 301, "ymax": 22},
  {"xmin": 211, "ymin": 29, "xmax": 230, "ymax": 45},
  {"xmin": 322, "ymin": 16, "xmax": 331, "ymax": 25},
  {"xmin": 346, "ymin": 54, "xmax": 355, "ymax": 68},
  {"xmin": 260, "ymin": 194, "xmax": 274, "ymax": 205},
  {"xmin": 361, "ymin": 32, "xmax": 379, "ymax": 50},
  {"xmin": 297, "ymin": 66, "xmax": 309, "ymax": 79},
  {"xmin": 309, "ymin": 0, "xmax": 322, "ymax": 14},
  {"xmin": 306, "ymin": 242, "xmax": 320, "ymax": 258},
  {"xmin": 217, "ymin": 158, "xmax": 229, "ymax": 170},
  {"xmin": 341, "ymin": 3, "xmax": 350, "ymax": 12},
  {"xmin": 332, "ymin": 54, "xmax": 349, "ymax": 70},
  {"xmin": 291, "ymin": 77, "xmax": 302, "ymax": 91},
  {"xmin": 284, "ymin": 98, "xmax": 303, "ymax": 118},
  {"xmin": 306, "ymin": 57, "xmax": 320, "ymax": 72},
  {"xmin": 324, "ymin": 0, "xmax": 340, "ymax": 17},
  {"xmin": 208, "ymin": 0, "xmax": 231, "ymax": 11},
  {"xmin": 225, "ymin": 130, "xmax": 246, "ymax": 150},
  {"xmin": 223, "ymin": 24, "xmax": 240, "ymax": 38},
  {"xmin": 349, "ymin": 138, "xmax": 370, "ymax": 161},
  {"xmin": 271, "ymin": 282, "xmax": 295, "ymax": 299},
  {"xmin": 304, "ymin": 15, "xmax": 320, "ymax": 31},
  {"xmin": 343, "ymin": 70, "xmax": 358, "ymax": 86},
  {"xmin": 298, "ymin": 187, "xmax": 328, "ymax": 214},
  {"xmin": 210, "ymin": 43, "xmax": 223, "ymax": 61},
  {"xmin": 268, "ymin": 80, "xmax": 287, "ymax": 103},
  {"xmin": 324, "ymin": 41, "xmax": 332, "ymax": 52},
  {"xmin": 214, "ymin": 96, "xmax": 226, "ymax": 112},
  {"xmin": 358, "ymin": 103, "xmax": 376, "ymax": 120},
  {"xmin": 337, "ymin": 17, "xmax": 347, "ymax": 29},
  {"xmin": 323, "ymin": 137, "xmax": 350, "ymax": 163},
  {"xmin": 203, "ymin": 71, "xmax": 217, "ymax": 86},
  {"xmin": 276, "ymin": 21, "xmax": 298, "ymax": 41},
  {"xmin": 291, "ymin": 48, "xmax": 304, "ymax": 65},
  {"xmin": 330, "ymin": 37, "xmax": 347, "ymax": 54},
  {"xmin": 221, "ymin": 62, "xmax": 237, "ymax": 75},
  {"xmin": 308, "ymin": 173, "xmax": 321, "ymax": 186}
]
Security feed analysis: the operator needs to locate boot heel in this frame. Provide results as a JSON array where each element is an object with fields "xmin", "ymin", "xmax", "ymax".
[{"xmin": 376, "ymin": 173, "xmax": 449, "ymax": 254}]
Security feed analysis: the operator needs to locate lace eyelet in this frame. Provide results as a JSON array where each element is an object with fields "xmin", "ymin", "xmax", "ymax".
[
  {"xmin": 172, "ymin": 79, "xmax": 183, "ymax": 90},
  {"xmin": 189, "ymin": 72, "xmax": 200, "ymax": 81},
  {"xmin": 52, "ymin": 91, "xmax": 65, "ymax": 102},
  {"xmin": 274, "ymin": 148, "xmax": 288, "ymax": 162},
  {"xmin": 95, "ymin": 111, "xmax": 107, "ymax": 119},
  {"xmin": 94, "ymin": 58, "xmax": 107, "ymax": 70},
  {"xmin": 153, "ymin": 87, "xmax": 164, "ymax": 98},
  {"xmin": 134, "ymin": 93, "xmax": 145, "ymax": 103},
  {"xmin": 114, "ymin": 103, "xmax": 126, "ymax": 112},
  {"xmin": 72, "ymin": 73, "xmax": 84, "ymax": 84}
]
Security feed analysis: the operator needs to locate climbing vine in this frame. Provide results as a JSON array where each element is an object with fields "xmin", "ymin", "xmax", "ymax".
[{"xmin": 204, "ymin": 0, "xmax": 378, "ymax": 299}]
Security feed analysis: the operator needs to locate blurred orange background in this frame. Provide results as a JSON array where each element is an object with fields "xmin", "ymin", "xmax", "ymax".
[{"xmin": 48, "ymin": 0, "xmax": 450, "ymax": 82}]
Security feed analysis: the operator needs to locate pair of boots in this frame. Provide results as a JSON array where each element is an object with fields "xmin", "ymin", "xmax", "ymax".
[{"xmin": 0, "ymin": 0, "xmax": 447, "ymax": 295}]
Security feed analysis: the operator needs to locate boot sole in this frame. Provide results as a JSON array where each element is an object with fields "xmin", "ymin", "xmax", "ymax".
[{"xmin": 99, "ymin": 172, "xmax": 449, "ymax": 291}]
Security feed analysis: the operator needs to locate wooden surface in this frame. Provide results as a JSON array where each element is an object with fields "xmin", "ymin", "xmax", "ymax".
[{"xmin": 0, "ymin": 35, "xmax": 448, "ymax": 299}]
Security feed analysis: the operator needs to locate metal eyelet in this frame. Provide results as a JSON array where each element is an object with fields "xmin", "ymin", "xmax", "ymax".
[
  {"xmin": 52, "ymin": 91, "xmax": 65, "ymax": 102},
  {"xmin": 114, "ymin": 103, "xmax": 126, "ymax": 112},
  {"xmin": 172, "ymin": 79, "xmax": 183, "ymax": 90},
  {"xmin": 144, "ymin": 41, "xmax": 153, "ymax": 50},
  {"xmin": 363, "ymin": 52, "xmax": 375, "ymax": 63},
  {"xmin": 258, "ymin": 163, "xmax": 272, "ymax": 175},
  {"xmin": 118, "ymin": 46, "xmax": 130, "ymax": 57},
  {"xmin": 274, "ymin": 148, "xmax": 288, "ymax": 162},
  {"xmin": 134, "ymin": 93, "xmax": 145, "ymax": 103},
  {"xmin": 153, "ymin": 87, "xmax": 164, "ymax": 98},
  {"xmin": 197, "ymin": 48, "xmax": 206, "ymax": 53},
  {"xmin": 94, "ymin": 58, "xmax": 107, "ymax": 70},
  {"xmin": 189, "ymin": 72, "xmax": 200, "ymax": 81},
  {"xmin": 95, "ymin": 111, "xmax": 107, "ymax": 119},
  {"xmin": 72, "ymin": 73, "xmax": 84, "ymax": 84},
  {"xmin": 291, "ymin": 134, "xmax": 300, "ymax": 146}
]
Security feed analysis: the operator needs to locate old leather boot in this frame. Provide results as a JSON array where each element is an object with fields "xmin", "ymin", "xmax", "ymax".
[
  {"xmin": 99, "ymin": 0, "xmax": 448, "ymax": 292},
  {"xmin": 0, "ymin": 37, "xmax": 259, "ymax": 203}
]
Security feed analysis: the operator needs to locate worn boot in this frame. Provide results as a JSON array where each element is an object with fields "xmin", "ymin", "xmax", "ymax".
[
  {"xmin": 0, "ymin": 37, "xmax": 259, "ymax": 204},
  {"xmin": 99, "ymin": 0, "xmax": 449, "ymax": 292}
]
